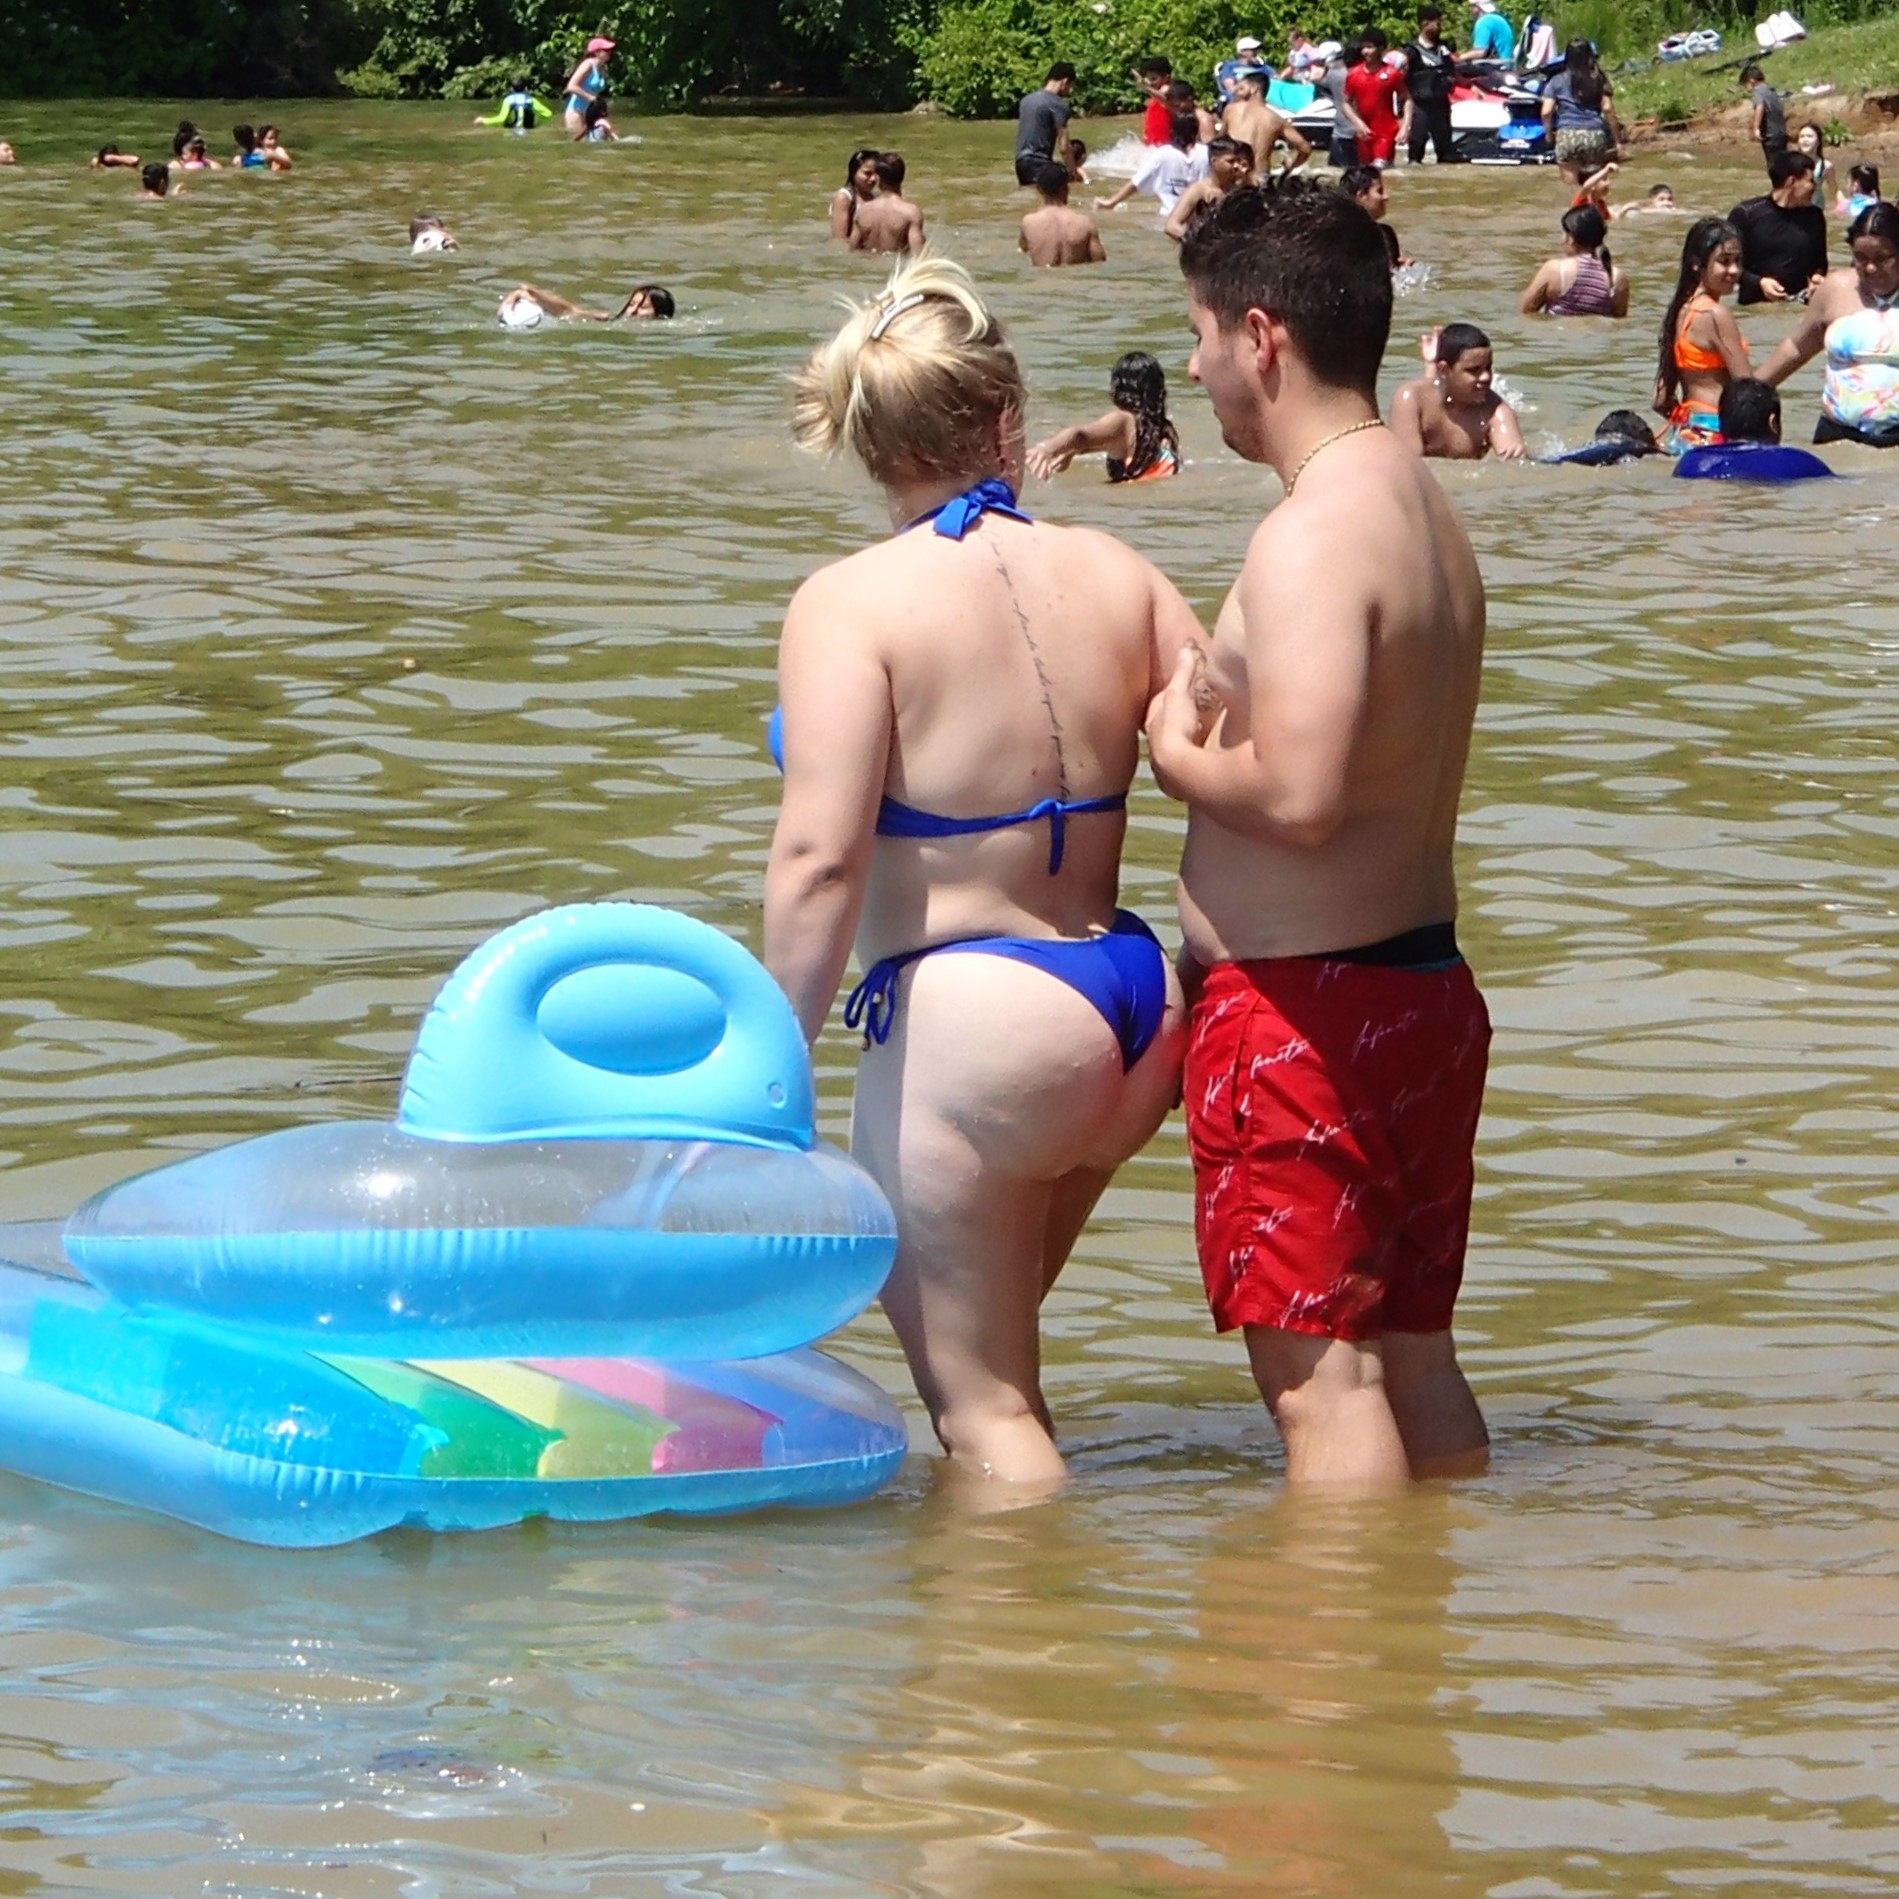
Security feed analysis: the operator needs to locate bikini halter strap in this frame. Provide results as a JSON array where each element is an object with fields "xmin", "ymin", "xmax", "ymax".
[{"xmin": 903, "ymin": 476, "xmax": 1033, "ymax": 540}]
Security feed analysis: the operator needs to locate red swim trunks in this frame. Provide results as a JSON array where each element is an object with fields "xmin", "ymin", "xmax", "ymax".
[{"xmin": 1184, "ymin": 946, "xmax": 1490, "ymax": 1341}]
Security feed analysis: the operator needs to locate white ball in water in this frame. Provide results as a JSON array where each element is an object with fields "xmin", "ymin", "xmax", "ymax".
[{"xmin": 498, "ymin": 297, "xmax": 545, "ymax": 330}]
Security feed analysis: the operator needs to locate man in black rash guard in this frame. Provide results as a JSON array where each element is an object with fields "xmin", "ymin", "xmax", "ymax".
[{"xmin": 1728, "ymin": 149, "xmax": 1828, "ymax": 304}]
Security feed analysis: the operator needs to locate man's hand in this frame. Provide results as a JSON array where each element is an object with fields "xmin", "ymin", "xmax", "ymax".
[
  {"xmin": 1145, "ymin": 645, "xmax": 1218, "ymax": 797},
  {"xmin": 1759, "ymin": 275, "xmax": 1789, "ymax": 301}
]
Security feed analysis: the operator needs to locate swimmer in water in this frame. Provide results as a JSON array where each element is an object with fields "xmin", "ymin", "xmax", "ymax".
[
  {"xmin": 497, "ymin": 283, "xmax": 675, "ymax": 324},
  {"xmin": 848, "ymin": 152, "xmax": 925, "ymax": 255},
  {"xmin": 1390, "ymin": 323, "xmax": 1526, "ymax": 460},
  {"xmin": 1613, "ymin": 181, "xmax": 1683, "ymax": 219},
  {"xmin": 231, "ymin": 124, "xmax": 267, "ymax": 168},
  {"xmin": 173, "ymin": 135, "xmax": 220, "ymax": 171},
  {"xmin": 1519, "ymin": 204, "xmax": 1629, "ymax": 317},
  {"xmin": 0, "ymin": 141, "xmax": 15, "ymax": 165},
  {"xmin": 1018, "ymin": 161, "xmax": 1106, "ymax": 265},
  {"xmin": 259, "ymin": 125, "xmax": 293, "ymax": 169},
  {"xmin": 1550, "ymin": 409, "xmax": 1662, "ymax": 463},
  {"xmin": 1654, "ymin": 216, "xmax": 1749, "ymax": 451},
  {"xmin": 561, "ymin": 39, "xmax": 613, "ymax": 136},
  {"xmin": 577, "ymin": 98, "xmax": 621, "ymax": 141},
  {"xmin": 1340, "ymin": 165, "xmax": 1411, "ymax": 269},
  {"xmin": 1066, "ymin": 137, "xmax": 1091, "ymax": 185},
  {"xmin": 409, "ymin": 213, "xmax": 458, "ymax": 254},
  {"xmin": 1026, "ymin": 350, "xmax": 1182, "ymax": 483},
  {"xmin": 1834, "ymin": 163, "xmax": 1881, "ymax": 226},
  {"xmin": 830, "ymin": 147, "xmax": 881, "ymax": 240},
  {"xmin": 91, "ymin": 144, "xmax": 142, "ymax": 168},
  {"xmin": 137, "ymin": 162, "xmax": 176, "ymax": 200},
  {"xmin": 1164, "ymin": 137, "xmax": 1255, "ymax": 243},
  {"xmin": 475, "ymin": 79, "xmax": 553, "ymax": 130},
  {"xmin": 765, "ymin": 255, "xmax": 1200, "ymax": 1491},
  {"xmin": 170, "ymin": 120, "xmax": 199, "ymax": 158}
]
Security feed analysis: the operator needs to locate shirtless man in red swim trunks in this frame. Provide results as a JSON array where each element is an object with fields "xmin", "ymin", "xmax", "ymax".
[{"xmin": 1148, "ymin": 179, "xmax": 1491, "ymax": 1489}]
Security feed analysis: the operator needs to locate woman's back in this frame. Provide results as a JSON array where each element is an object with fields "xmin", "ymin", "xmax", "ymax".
[{"xmin": 786, "ymin": 510, "xmax": 1168, "ymax": 955}]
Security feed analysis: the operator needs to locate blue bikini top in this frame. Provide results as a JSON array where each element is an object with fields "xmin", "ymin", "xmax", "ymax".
[{"xmin": 770, "ymin": 479, "xmax": 1125, "ymax": 875}]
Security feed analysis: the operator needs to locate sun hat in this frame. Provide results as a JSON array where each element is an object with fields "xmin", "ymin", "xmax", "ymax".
[
  {"xmin": 586, "ymin": 36, "xmax": 615, "ymax": 52},
  {"xmin": 1236, "ymin": 35, "xmax": 1263, "ymax": 51}
]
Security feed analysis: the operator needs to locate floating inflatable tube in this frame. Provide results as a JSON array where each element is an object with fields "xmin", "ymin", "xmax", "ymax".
[
  {"xmin": 1673, "ymin": 442, "xmax": 1834, "ymax": 483},
  {"xmin": 0, "ymin": 1256, "xmax": 906, "ymax": 1547},
  {"xmin": 63, "ymin": 905, "xmax": 898, "ymax": 1359}
]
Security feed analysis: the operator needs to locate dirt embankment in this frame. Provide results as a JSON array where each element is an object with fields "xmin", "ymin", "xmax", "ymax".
[{"xmin": 1627, "ymin": 86, "xmax": 1899, "ymax": 151}]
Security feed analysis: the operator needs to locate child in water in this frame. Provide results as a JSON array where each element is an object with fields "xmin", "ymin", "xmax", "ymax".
[
  {"xmin": 1025, "ymin": 351, "xmax": 1182, "ymax": 483},
  {"xmin": 1835, "ymin": 163, "xmax": 1881, "ymax": 223},
  {"xmin": 1390, "ymin": 323, "xmax": 1526, "ymax": 460}
]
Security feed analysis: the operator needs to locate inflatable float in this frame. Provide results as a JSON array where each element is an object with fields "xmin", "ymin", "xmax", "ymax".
[{"xmin": 0, "ymin": 904, "xmax": 907, "ymax": 1546}]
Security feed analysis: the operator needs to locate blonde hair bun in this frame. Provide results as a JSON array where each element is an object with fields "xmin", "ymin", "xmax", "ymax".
[{"xmin": 793, "ymin": 252, "xmax": 1025, "ymax": 485}]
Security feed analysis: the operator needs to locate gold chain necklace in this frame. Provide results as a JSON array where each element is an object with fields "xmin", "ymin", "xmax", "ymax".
[{"xmin": 1284, "ymin": 417, "xmax": 1385, "ymax": 496}]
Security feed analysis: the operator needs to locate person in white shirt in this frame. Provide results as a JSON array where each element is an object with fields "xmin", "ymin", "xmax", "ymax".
[{"xmin": 1095, "ymin": 114, "xmax": 1207, "ymax": 216}]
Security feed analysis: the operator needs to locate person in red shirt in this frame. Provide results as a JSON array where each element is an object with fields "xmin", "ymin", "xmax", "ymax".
[
  {"xmin": 1136, "ymin": 57, "xmax": 1175, "ymax": 143},
  {"xmin": 1342, "ymin": 28, "xmax": 1408, "ymax": 167}
]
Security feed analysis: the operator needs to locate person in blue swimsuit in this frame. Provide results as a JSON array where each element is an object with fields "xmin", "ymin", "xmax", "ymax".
[
  {"xmin": 561, "ymin": 38, "xmax": 613, "ymax": 137},
  {"xmin": 766, "ymin": 256, "xmax": 1206, "ymax": 1493}
]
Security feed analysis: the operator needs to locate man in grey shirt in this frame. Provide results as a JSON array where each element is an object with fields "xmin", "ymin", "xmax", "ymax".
[
  {"xmin": 1318, "ymin": 41, "xmax": 1372, "ymax": 168},
  {"xmin": 1741, "ymin": 62, "xmax": 1786, "ymax": 170},
  {"xmin": 1016, "ymin": 62, "xmax": 1076, "ymax": 185}
]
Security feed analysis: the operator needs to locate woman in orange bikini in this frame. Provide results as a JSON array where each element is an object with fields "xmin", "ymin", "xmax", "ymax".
[{"xmin": 1655, "ymin": 217, "xmax": 1751, "ymax": 452}]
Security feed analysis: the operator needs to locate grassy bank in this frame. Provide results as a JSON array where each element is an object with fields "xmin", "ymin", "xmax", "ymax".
[{"xmin": 1613, "ymin": 12, "xmax": 1899, "ymax": 134}]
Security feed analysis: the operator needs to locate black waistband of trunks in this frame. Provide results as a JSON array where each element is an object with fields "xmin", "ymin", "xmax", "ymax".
[{"xmin": 1306, "ymin": 922, "xmax": 1461, "ymax": 969}]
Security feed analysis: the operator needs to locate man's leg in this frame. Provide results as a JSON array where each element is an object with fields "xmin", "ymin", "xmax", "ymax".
[
  {"xmin": 1433, "ymin": 100, "xmax": 1458, "ymax": 163},
  {"xmin": 1383, "ymin": 1329, "xmax": 1488, "ymax": 1477},
  {"xmin": 1243, "ymin": 1327, "xmax": 1411, "ymax": 1491}
]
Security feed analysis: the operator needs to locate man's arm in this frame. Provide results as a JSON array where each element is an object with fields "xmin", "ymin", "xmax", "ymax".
[
  {"xmin": 1147, "ymin": 550, "xmax": 1373, "ymax": 847},
  {"xmin": 1087, "ymin": 220, "xmax": 1106, "ymax": 261},
  {"xmin": 1163, "ymin": 179, "xmax": 1211, "ymax": 241},
  {"xmin": 1095, "ymin": 180, "xmax": 1138, "ymax": 210},
  {"xmin": 905, "ymin": 205, "xmax": 926, "ymax": 251}
]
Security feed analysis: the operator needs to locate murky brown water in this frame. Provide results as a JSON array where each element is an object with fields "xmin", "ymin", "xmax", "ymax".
[{"xmin": 0, "ymin": 99, "xmax": 1896, "ymax": 1895}]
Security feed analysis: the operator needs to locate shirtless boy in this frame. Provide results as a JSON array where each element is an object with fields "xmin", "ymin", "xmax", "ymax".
[
  {"xmin": 1164, "ymin": 138, "xmax": 1254, "ymax": 241},
  {"xmin": 1389, "ymin": 323, "xmax": 1525, "ymax": 460},
  {"xmin": 1221, "ymin": 73, "xmax": 1311, "ymax": 178},
  {"xmin": 1020, "ymin": 162, "xmax": 1107, "ymax": 264},
  {"xmin": 1149, "ymin": 180, "xmax": 1492, "ymax": 1489},
  {"xmin": 848, "ymin": 152, "xmax": 925, "ymax": 254}
]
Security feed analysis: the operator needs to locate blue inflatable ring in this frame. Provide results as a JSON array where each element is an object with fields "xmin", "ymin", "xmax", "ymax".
[{"xmin": 62, "ymin": 905, "xmax": 899, "ymax": 1359}]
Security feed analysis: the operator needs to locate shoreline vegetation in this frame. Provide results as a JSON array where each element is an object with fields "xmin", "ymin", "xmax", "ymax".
[{"xmin": 4, "ymin": 3, "xmax": 1897, "ymax": 138}]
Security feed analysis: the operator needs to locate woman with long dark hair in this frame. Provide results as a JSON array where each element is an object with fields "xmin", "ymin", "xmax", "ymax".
[
  {"xmin": 1654, "ymin": 216, "xmax": 1750, "ymax": 451},
  {"xmin": 829, "ymin": 147, "xmax": 882, "ymax": 241},
  {"xmin": 1759, "ymin": 200, "xmax": 1899, "ymax": 446},
  {"xmin": 1025, "ymin": 350, "xmax": 1182, "ymax": 483},
  {"xmin": 1541, "ymin": 39, "xmax": 1616, "ymax": 189}
]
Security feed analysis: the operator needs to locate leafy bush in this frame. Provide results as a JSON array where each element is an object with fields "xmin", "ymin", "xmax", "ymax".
[{"xmin": 910, "ymin": 0, "xmax": 1415, "ymax": 119}]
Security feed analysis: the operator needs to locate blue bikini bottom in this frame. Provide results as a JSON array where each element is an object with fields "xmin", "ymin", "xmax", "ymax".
[{"xmin": 843, "ymin": 910, "xmax": 1168, "ymax": 1072}]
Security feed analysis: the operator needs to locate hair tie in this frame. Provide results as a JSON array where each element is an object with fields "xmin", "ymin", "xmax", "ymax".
[{"xmin": 869, "ymin": 291, "xmax": 927, "ymax": 340}]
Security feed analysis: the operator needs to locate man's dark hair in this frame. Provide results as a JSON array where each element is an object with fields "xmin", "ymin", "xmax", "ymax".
[
  {"xmin": 1419, "ymin": 5, "xmax": 1442, "ymax": 22},
  {"xmin": 1435, "ymin": 320, "xmax": 1490, "ymax": 363},
  {"xmin": 1162, "ymin": 79, "xmax": 1198, "ymax": 108},
  {"xmin": 1207, "ymin": 136, "xmax": 1253, "ymax": 167},
  {"xmin": 233, "ymin": 123, "xmax": 257, "ymax": 151},
  {"xmin": 1033, "ymin": 160, "xmax": 1071, "ymax": 198},
  {"xmin": 1718, "ymin": 377, "xmax": 1780, "ymax": 441},
  {"xmin": 1139, "ymin": 56, "xmax": 1173, "ymax": 78},
  {"xmin": 140, "ymin": 162, "xmax": 169, "ymax": 193},
  {"xmin": 1739, "ymin": 61, "xmax": 1764, "ymax": 83},
  {"xmin": 1178, "ymin": 178, "xmax": 1393, "ymax": 396},
  {"xmin": 1046, "ymin": 61, "xmax": 1076, "ymax": 83},
  {"xmin": 1595, "ymin": 409, "xmax": 1659, "ymax": 451},
  {"xmin": 1767, "ymin": 147, "xmax": 1814, "ymax": 188},
  {"xmin": 1361, "ymin": 27, "xmax": 1389, "ymax": 51},
  {"xmin": 873, "ymin": 151, "xmax": 906, "ymax": 189},
  {"xmin": 1338, "ymin": 164, "xmax": 1381, "ymax": 198},
  {"xmin": 1168, "ymin": 112, "xmax": 1199, "ymax": 151}
]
